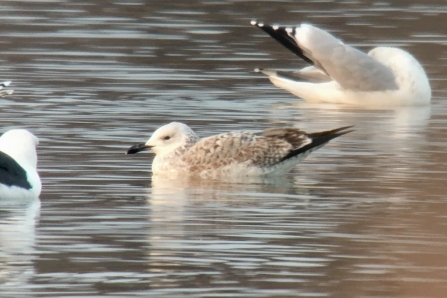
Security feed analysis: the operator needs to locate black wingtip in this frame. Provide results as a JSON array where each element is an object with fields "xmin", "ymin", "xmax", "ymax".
[
  {"xmin": 0, "ymin": 80, "xmax": 14, "ymax": 97},
  {"xmin": 251, "ymin": 21, "xmax": 314, "ymax": 65},
  {"xmin": 280, "ymin": 126, "xmax": 353, "ymax": 162},
  {"xmin": 0, "ymin": 81, "xmax": 12, "ymax": 88},
  {"xmin": 308, "ymin": 126, "xmax": 354, "ymax": 144}
]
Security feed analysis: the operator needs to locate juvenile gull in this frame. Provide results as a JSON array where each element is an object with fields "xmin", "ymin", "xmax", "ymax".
[
  {"xmin": 0, "ymin": 129, "xmax": 41, "ymax": 200},
  {"xmin": 126, "ymin": 122, "xmax": 352, "ymax": 178},
  {"xmin": 251, "ymin": 21, "xmax": 431, "ymax": 106}
]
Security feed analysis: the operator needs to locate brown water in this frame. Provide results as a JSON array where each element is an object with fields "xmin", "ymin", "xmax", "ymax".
[{"xmin": 0, "ymin": 0, "xmax": 447, "ymax": 297}]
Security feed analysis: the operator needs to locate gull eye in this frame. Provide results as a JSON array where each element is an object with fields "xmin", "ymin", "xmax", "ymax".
[{"xmin": 163, "ymin": 136, "xmax": 171, "ymax": 141}]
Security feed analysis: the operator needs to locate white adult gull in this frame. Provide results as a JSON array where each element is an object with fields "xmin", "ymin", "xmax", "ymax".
[
  {"xmin": 126, "ymin": 122, "xmax": 352, "ymax": 178},
  {"xmin": 0, "ymin": 129, "xmax": 41, "ymax": 201},
  {"xmin": 251, "ymin": 21, "xmax": 431, "ymax": 106},
  {"xmin": 0, "ymin": 81, "xmax": 13, "ymax": 97}
]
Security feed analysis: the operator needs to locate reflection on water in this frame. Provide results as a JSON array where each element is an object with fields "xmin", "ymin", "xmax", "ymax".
[
  {"xmin": 0, "ymin": 201, "xmax": 40, "ymax": 297},
  {"xmin": 0, "ymin": 0, "xmax": 447, "ymax": 297}
]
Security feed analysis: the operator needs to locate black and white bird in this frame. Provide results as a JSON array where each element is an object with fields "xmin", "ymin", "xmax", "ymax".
[
  {"xmin": 0, "ymin": 129, "xmax": 41, "ymax": 201},
  {"xmin": 126, "ymin": 122, "xmax": 352, "ymax": 178},
  {"xmin": 0, "ymin": 81, "xmax": 13, "ymax": 97},
  {"xmin": 251, "ymin": 21, "xmax": 431, "ymax": 106}
]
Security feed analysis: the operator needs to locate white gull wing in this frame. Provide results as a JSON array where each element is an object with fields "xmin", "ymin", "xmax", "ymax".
[
  {"xmin": 294, "ymin": 24, "xmax": 400, "ymax": 91},
  {"xmin": 252, "ymin": 22, "xmax": 398, "ymax": 91},
  {"xmin": 256, "ymin": 66, "xmax": 332, "ymax": 83},
  {"xmin": 0, "ymin": 81, "xmax": 13, "ymax": 97},
  {"xmin": 251, "ymin": 21, "xmax": 431, "ymax": 106}
]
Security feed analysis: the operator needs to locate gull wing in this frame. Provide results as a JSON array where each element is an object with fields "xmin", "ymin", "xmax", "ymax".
[
  {"xmin": 256, "ymin": 66, "xmax": 332, "ymax": 83},
  {"xmin": 0, "ymin": 151, "xmax": 31, "ymax": 189},
  {"xmin": 182, "ymin": 131, "xmax": 299, "ymax": 168},
  {"xmin": 252, "ymin": 21, "xmax": 398, "ymax": 91},
  {"xmin": 181, "ymin": 126, "xmax": 352, "ymax": 168}
]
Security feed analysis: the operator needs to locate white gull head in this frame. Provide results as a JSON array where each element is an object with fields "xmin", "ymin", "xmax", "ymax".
[
  {"xmin": 145, "ymin": 122, "xmax": 199, "ymax": 157},
  {"xmin": 0, "ymin": 129, "xmax": 39, "ymax": 171},
  {"xmin": 126, "ymin": 122, "xmax": 200, "ymax": 176}
]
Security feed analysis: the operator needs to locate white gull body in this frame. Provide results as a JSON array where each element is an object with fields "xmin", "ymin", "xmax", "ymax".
[
  {"xmin": 126, "ymin": 122, "xmax": 352, "ymax": 179},
  {"xmin": 0, "ymin": 129, "xmax": 41, "ymax": 201},
  {"xmin": 252, "ymin": 21, "xmax": 431, "ymax": 107},
  {"xmin": 0, "ymin": 81, "xmax": 13, "ymax": 97}
]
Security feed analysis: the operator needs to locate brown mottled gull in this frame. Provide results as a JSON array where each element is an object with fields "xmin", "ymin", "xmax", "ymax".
[
  {"xmin": 126, "ymin": 122, "xmax": 352, "ymax": 178},
  {"xmin": 251, "ymin": 21, "xmax": 431, "ymax": 106}
]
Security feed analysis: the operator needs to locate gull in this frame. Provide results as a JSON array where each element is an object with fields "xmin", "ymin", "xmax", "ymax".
[
  {"xmin": 251, "ymin": 21, "xmax": 431, "ymax": 106},
  {"xmin": 126, "ymin": 122, "xmax": 352, "ymax": 178},
  {"xmin": 0, "ymin": 81, "xmax": 13, "ymax": 97},
  {"xmin": 0, "ymin": 129, "xmax": 41, "ymax": 201}
]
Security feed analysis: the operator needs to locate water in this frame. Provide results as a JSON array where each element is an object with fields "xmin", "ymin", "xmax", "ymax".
[{"xmin": 0, "ymin": 0, "xmax": 447, "ymax": 297}]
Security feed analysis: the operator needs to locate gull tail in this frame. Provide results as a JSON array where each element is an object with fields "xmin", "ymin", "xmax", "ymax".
[{"xmin": 281, "ymin": 126, "xmax": 353, "ymax": 162}]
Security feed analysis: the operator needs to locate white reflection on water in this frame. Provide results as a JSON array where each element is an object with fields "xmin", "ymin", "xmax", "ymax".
[
  {"xmin": 145, "ymin": 176, "xmax": 320, "ymax": 295},
  {"xmin": 279, "ymin": 104, "xmax": 433, "ymax": 201},
  {"xmin": 0, "ymin": 200, "xmax": 40, "ymax": 296}
]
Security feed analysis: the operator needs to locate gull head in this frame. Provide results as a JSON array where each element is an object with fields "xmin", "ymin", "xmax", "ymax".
[
  {"xmin": 126, "ymin": 122, "xmax": 198, "ymax": 157},
  {"xmin": 0, "ymin": 129, "xmax": 39, "ymax": 169}
]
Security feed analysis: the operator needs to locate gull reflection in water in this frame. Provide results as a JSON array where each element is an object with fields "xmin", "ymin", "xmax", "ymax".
[
  {"xmin": 0, "ymin": 200, "xmax": 40, "ymax": 296},
  {"xmin": 144, "ymin": 174, "xmax": 311, "ymax": 284},
  {"xmin": 282, "ymin": 103, "xmax": 432, "ymax": 201}
]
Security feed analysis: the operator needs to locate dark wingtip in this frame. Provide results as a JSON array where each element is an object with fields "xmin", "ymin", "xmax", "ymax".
[
  {"xmin": 308, "ymin": 126, "xmax": 354, "ymax": 144},
  {"xmin": 251, "ymin": 21, "xmax": 314, "ymax": 65},
  {"xmin": 0, "ymin": 81, "xmax": 12, "ymax": 88},
  {"xmin": 0, "ymin": 80, "xmax": 14, "ymax": 97},
  {"xmin": 326, "ymin": 126, "xmax": 355, "ymax": 138},
  {"xmin": 277, "ymin": 126, "xmax": 353, "ymax": 163}
]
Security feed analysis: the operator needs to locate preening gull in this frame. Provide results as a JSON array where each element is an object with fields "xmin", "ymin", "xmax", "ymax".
[
  {"xmin": 251, "ymin": 21, "xmax": 431, "ymax": 106},
  {"xmin": 0, "ymin": 129, "xmax": 41, "ymax": 201},
  {"xmin": 126, "ymin": 122, "xmax": 352, "ymax": 178},
  {"xmin": 0, "ymin": 81, "xmax": 13, "ymax": 97}
]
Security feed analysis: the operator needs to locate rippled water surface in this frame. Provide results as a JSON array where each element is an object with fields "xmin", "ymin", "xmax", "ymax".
[{"xmin": 1, "ymin": 0, "xmax": 447, "ymax": 297}]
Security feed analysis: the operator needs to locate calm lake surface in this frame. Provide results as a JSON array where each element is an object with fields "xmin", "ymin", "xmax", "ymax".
[{"xmin": 0, "ymin": 0, "xmax": 447, "ymax": 297}]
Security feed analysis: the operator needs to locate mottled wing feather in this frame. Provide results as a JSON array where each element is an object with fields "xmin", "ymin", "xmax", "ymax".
[
  {"xmin": 243, "ymin": 137, "xmax": 293, "ymax": 166},
  {"xmin": 182, "ymin": 132, "xmax": 257, "ymax": 165},
  {"xmin": 262, "ymin": 128, "xmax": 311, "ymax": 147},
  {"xmin": 181, "ymin": 129, "xmax": 312, "ymax": 168}
]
